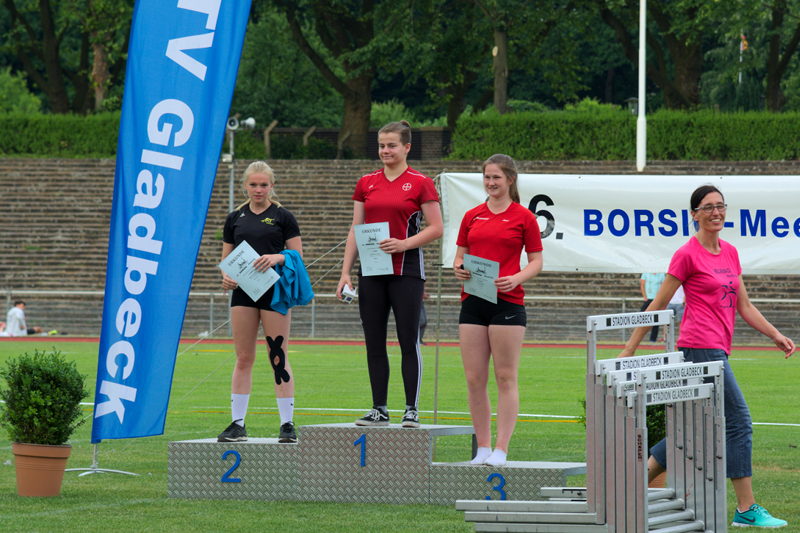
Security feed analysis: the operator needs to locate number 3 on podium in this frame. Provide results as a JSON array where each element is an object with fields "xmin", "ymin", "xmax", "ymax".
[{"xmin": 485, "ymin": 472, "xmax": 507, "ymax": 500}]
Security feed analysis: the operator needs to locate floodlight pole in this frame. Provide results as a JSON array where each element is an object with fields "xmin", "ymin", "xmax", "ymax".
[
  {"xmin": 227, "ymin": 128, "xmax": 235, "ymax": 213},
  {"xmin": 636, "ymin": 0, "xmax": 647, "ymax": 172}
]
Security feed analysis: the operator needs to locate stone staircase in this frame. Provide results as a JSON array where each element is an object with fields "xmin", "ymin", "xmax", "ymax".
[{"xmin": 1, "ymin": 158, "xmax": 798, "ymax": 340}]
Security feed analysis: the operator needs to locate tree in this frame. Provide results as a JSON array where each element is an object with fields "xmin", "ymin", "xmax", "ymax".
[
  {"xmin": 472, "ymin": 0, "xmax": 572, "ymax": 114},
  {"xmin": 763, "ymin": 0, "xmax": 800, "ymax": 110},
  {"xmin": 0, "ymin": 66, "xmax": 40, "ymax": 112},
  {"xmin": 231, "ymin": 5, "xmax": 342, "ymax": 127},
  {"xmin": 0, "ymin": 0, "xmax": 130, "ymax": 113},
  {"xmin": 596, "ymin": 0, "xmax": 721, "ymax": 109},
  {"xmin": 700, "ymin": 35, "xmax": 763, "ymax": 111},
  {"xmin": 473, "ymin": 0, "xmax": 512, "ymax": 114},
  {"xmin": 84, "ymin": 0, "xmax": 131, "ymax": 112},
  {"xmin": 271, "ymin": 0, "xmax": 393, "ymax": 157},
  {"xmin": 510, "ymin": 2, "xmax": 602, "ymax": 106},
  {"xmin": 402, "ymin": 0, "xmax": 489, "ymax": 128},
  {"xmin": 702, "ymin": 1, "xmax": 800, "ymax": 111},
  {"xmin": 2, "ymin": 0, "xmax": 85, "ymax": 112}
]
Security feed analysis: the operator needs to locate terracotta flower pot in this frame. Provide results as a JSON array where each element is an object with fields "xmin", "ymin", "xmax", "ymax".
[{"xmin": 12, "ymin": 442, "xmax": 72, "ymax": 497}]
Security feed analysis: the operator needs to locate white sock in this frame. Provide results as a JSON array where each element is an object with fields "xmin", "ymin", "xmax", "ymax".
[
  {"xmin": 277, "ymin": 397, "xmax": 294, "ymax": 425},
  {"xmin": 485, "ymin": 449, "xmax": 508, "ymax": 466},
  {"xmin": 470, "ymin": 447, "xmax": 492, "ymax": 465},
  {"xmin": 231, "ymin": 393, "xmax": 250, "ymax": 426}
]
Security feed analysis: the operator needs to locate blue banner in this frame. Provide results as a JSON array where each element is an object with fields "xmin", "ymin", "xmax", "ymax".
[{"xmin": 91, "ymin": 0, "xmax": 251, "ymax": 442}]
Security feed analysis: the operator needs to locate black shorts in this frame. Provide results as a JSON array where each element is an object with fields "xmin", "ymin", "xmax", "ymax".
[
  {"xmin": 230, "ymin": 286, "xmax": 276, "ymax": 311},
  {"xmin": 458, "ymin": 295, "xmax": 527, "ymax": 327}
]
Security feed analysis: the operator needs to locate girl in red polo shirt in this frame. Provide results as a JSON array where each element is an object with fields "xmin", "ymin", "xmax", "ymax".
[
  {"xmin": 337, "ymin": 121, "xmax": 443, "ymax": 428},
  {"xmin": 454, "ymin": 154, "xmax": 544, "ymax": 466}
]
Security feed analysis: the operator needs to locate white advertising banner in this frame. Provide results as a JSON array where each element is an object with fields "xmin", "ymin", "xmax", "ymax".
[{"xmin": 440, "ymin": 173, "xmax": 800, "ymax": 274}]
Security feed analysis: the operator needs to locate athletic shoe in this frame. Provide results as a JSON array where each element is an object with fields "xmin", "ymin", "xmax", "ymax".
[
  {"xmin": 278, "ymin": 422, "xmax": 297, "ymax": 443},
  {"xmin": 217, "ymin": 421, "xmax": 247, "ymax": 442},
  {"xmin": 401, "ymin": 407, "xmax": 420, "ymax": 428},
  {"xmin": 355, "ymin": 408, "xmax": 389, "ymax": 426},
  {"xmin": 732, "ymin": 504, "xmax": 788, "ymax": 528}
]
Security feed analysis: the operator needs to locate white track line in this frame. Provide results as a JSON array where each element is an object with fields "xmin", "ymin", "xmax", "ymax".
[{"xmin": 190, "ymin": 405, "xmax": 800, "ymax": 426}]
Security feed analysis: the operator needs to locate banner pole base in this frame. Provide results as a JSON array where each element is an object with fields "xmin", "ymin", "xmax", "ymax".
[{"xmin": 66, "ymin": 443, "xmax": 139, "ymax": 477}]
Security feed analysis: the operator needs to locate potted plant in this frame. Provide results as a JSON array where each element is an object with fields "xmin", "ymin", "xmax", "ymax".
[{"xmin": 0, "ymin": 349, "xmax": 88, "ymax": 496}]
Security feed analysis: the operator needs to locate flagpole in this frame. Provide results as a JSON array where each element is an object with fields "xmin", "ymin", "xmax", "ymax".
[
  {"xmin": 66, "ymin": 442, "xmax": 139, "ymax": 477},
  {"xmin": 636, "ymin": 0, "xmax": 647, "ymax": 172},
  {"xmin": 739, "ymin": 32, "xmax": 746, "ymax": 85}
]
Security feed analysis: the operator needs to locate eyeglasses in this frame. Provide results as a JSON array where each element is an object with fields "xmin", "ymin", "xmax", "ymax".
[{"xmin": 694, "ymin": 203, "xmax": 727, "ymax": 213}]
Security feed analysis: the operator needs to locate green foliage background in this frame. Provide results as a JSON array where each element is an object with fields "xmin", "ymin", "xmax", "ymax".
[
  {"xmin": 5, "ymin": 108, "xmax": 800, "ymax": 160},
  {"xmin": 449, "ymin": 109, "xmax": 800, "ymax": 160}
]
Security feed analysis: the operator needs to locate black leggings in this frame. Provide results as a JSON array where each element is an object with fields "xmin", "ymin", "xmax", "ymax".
[{"xmin": 358, "ymin": 274, "xmax": 424, "ymax": 408}]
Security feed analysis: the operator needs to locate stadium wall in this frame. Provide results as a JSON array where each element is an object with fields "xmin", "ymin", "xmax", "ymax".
[{"xmin": 1, "ymin": 158, "xmax": 798, "ymax": 343}]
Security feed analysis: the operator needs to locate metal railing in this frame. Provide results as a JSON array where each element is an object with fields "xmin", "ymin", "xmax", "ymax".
[{"xmin": 4, "ymin": 288, "xmax": 799, "ymax": 344}]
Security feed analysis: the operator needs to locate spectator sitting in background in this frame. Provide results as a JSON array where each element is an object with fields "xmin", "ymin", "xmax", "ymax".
[{"xmin": 4, "ymin": 300, "xmax": 45, "ymax": 336}]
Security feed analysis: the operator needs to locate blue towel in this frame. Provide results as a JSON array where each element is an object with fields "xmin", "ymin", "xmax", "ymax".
[{"xmin": 270, "ymin": 249, "xmax": 315, "ymax": 315}]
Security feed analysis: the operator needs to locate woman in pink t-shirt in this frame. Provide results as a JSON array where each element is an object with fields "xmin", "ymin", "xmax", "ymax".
[
  {"xmin": 620, "ymin": 184, "xmax": 795, "ymax": 528},
  {"xmin": 453, "ymin": 154, "xmax": 544, "ymax": 466}
]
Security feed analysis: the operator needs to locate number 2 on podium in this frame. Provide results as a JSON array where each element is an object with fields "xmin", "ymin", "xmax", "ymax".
[
  {"xmin": 353, "ymin": 434, "xmax": 367, "ymax": 467},
  {"xmin": 220, "ymin": 450, "xmax": 242, "ymax": 483}
]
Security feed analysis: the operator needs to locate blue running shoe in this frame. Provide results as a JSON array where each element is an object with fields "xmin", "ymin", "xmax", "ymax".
[{"xmin": 732, "ymin": 504, "xmax": 787, "ymax": 528}]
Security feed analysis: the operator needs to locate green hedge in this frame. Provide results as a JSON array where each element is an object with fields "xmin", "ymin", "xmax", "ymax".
[
  {"xmin": 0, "ymin": 113, "xmax": 339, "ymax": 159},
  {"xmin": 0, "ymin": 113, "xmax": 121, "ymax": 157},
  {"xmin": 235, "ymin": 130, "xmax": 340, "ymax": 159},
  {"xmin": 4, "ymin": 110, "xmax": 800, "ymax": 160},
  {"xmin": 449, "ymin": 109, "xmax": 800, "ymax": 160}
]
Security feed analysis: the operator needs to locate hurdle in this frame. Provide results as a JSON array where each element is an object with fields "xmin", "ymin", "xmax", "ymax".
[{"xmin": 456, "ymin": 311, "xmax": 727, "ymax": 532}]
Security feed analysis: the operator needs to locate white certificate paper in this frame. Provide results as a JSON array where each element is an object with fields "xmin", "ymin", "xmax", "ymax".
[
  {"xmin": 355, "ymin": 222, "xmax": 394, "ymax": 276},
  {"xmin": 463, "ymin": 254, "xmax": 500, "ymax": 304},
  {"xmin": 219, "ymin": 240, "xmax": 280, "ymax": 302}
]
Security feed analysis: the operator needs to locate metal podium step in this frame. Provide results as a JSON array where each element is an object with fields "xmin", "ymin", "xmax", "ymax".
[{"xmin": 168, "ymin": 423, "xmax": 585, "ymax": 504}]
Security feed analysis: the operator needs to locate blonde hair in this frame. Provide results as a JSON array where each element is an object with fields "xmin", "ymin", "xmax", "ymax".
[
  {"xmin": 237, "ymin": 160, "xmax": 281, "ymax": 209},
  {"xmin": 482, "ymin": 153, "xmax": 520, "ymax": 203}
]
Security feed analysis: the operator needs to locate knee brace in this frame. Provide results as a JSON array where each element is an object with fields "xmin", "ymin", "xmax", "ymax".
[{"xmin": 266, "ymin": 335, "xmax": 291, "ymax": 385}]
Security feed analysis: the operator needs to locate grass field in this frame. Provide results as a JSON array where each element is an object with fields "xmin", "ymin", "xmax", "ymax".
[{"xmin": 0, "ymin": 338, "xmax": 798, "ymax": 532}]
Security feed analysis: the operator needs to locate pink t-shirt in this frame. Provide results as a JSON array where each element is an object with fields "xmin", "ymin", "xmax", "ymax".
[{"xmin": 668, "ymin": 236, "xmax": 741, "ymax": 353}]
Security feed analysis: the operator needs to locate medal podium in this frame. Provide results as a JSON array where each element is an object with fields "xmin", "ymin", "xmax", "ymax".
[{"xmin": 168, "ymin": 423, "xmax": 585, "ymax": 504}]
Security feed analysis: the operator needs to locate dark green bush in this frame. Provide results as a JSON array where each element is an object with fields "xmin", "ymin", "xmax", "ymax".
[
  {"xmin": 450, "ymin": 109, "xmax": 635, "ymax": 160},
  {"xmin": 0, "ymin": 349, "xmax": 88, "ymax": 445},
  {"xmin": 0, "ymin": 113, "xmax": 120, "ymax": 157},
  {"xmin": 270, "ymin": 134, "xmax": 340, "ymax": 159},
  {"xmin": 229, "ymin": 130, "xmax": 340, "ymax": 159},
  {"xmin": 451, "ymin": 109, "xmax": 800, "ymax": 160},
  {"xmin": 579, "ymin": 399, "xmax": 666, "ymax": 444},
  {"xmin": 506, "ymin": 99, "xmax": 551, "ymax": 113},
  {"xmin": 647, "ymin": 404, "xmax": 667, "ymax": 444},
  {"xmin": 5, "ymin": 109, "xmax": 800, "ymax": 160}
]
